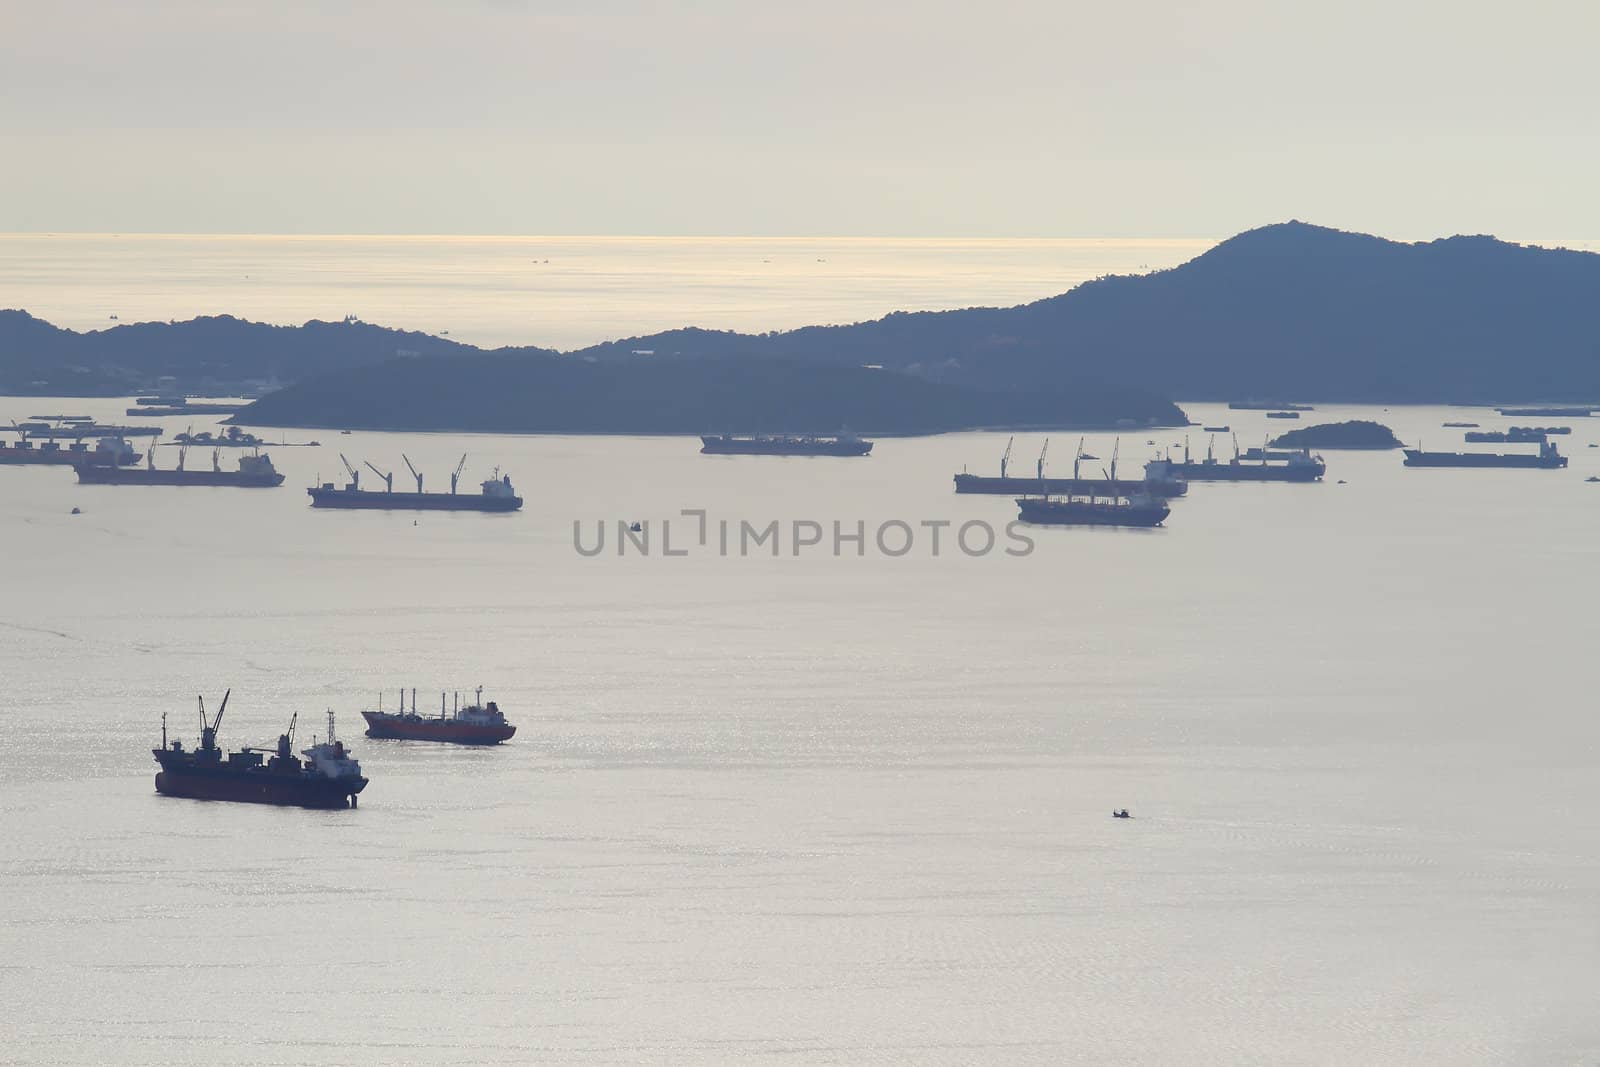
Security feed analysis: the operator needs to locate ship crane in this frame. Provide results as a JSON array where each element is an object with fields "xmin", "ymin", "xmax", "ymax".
[
  {"xmin": 1110, "ymin": 438, "xmax": 1120, "ymax": 484},
  {"xmin": 363, "ymin": 460, "xmax": 393, "ymax": 493},
  {"xmin": 999, "ymin": 436, "xmax": 1013, "ymax": 479},
  {"xmin": 241, "ymin": 711, "xmax": 295, "ymax": 755},
  {"xmin": 450, "ymin": 454, "xmax": 467, "ymax": 495},
  {"xmin": 1037, "ymin": 438, "xmax": 1050, "ymax": 481},
  {"xmin": 197, "ymin": 688, "xmax": 230, "ymax": 751},
  {"xmin": 1073, "ymin": 436, "xmax": 1085, "ymax": 480},
  {"xmin": 403, "ymin": 454, "xmax": 423, "ymax": 494},
  {"xmin": 339, "ymin": 453, "xmax": 360, "ymax": 490}
]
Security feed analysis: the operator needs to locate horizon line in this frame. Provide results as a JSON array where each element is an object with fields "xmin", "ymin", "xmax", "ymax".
[{"xmin": 0, "ymin": 230, "xmax": 1223, "ymax": 243}]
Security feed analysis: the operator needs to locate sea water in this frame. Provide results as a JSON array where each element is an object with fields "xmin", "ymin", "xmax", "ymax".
[{"xmin": 2, "ymin": 394, "xmax": 1599, "ymax": 1064}]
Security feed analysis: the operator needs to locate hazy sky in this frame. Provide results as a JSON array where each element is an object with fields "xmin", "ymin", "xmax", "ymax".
[{"xmin": 4, "ymin": 0, "xmax": 1598, "ymax": 237}]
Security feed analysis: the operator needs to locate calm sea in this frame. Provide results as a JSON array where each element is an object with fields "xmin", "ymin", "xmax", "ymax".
[{"xmin": 3, "ymin": 389, "xmax": 1599, "ymax": 1063}]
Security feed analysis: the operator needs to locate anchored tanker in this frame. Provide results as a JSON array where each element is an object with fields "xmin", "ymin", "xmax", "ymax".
[
  {"xmin": 2, "ymin": 429, "xmax": 139, "ymax": 467},
  {"xmin": 308, "ymin": 453, "xmax": 523, "ymax": 511},
  {"xmin": 700, "ymin": 433, "xmax": 873, "ymax": 456},
  {"xmin": 75, "ymin": 444, "xmax": 284, "ymax": 486},
  {"xmin": 1016, "ymin": 494, "xmax": 1170, "ymax": 528},
  {"xmin": 1403, "ymin": 439, "xmax": 1568, "ymax": 469},
  {"xmin": 362, "ymin": 687, "xmax": 517, "ymax": 745},
  {"xmin": 1011, "ymin": 438, "xmax": 1171, "ymax": 527}
]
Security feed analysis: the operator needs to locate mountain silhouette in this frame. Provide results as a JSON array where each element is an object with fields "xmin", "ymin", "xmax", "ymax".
[
  {"xmin": 572, "ymin": 221, "xmax": 1600, "ymax": 402},
  {"xmin": 6, "ymin": 222, "xmax": 1599, "ymax": 409}
]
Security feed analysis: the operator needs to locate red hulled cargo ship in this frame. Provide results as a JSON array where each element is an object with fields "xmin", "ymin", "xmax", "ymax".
[{"xmin": 362, "ymin": 687, "xmax": 516, "ymax": 745}]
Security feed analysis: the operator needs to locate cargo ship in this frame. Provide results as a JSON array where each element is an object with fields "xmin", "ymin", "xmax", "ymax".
[
  {"xmin": 75, "ymin": 447, "xmax": 284, "ymax": 486},
  {"xmin": 1015, "ymin": 493, "xmax": 1169, "ymax": 528},
  {"xmin": 700, "ymin": 433, "xmax": 873, "ymax": 456},
  {"xmin": 1229, "ymin": 401, "xmax": 1314, "ymax": 411},
  {"xmin": 17, "ymin": 420, "xmax": 163, "ymax": 438},
  {"xmin": 126, "ymin": 399, "xmax": 248, "ymax": 416},
  {"xmin": 362, "ymin": 687, "xmax": 516, "ymax": 745},
  {"xmin": 954, "ymin": 437, "xmax": 1187, "ymax": 498},
  {"xmin": 1495, "ymin": 407, "xmax": 1592, "ymax": 418},
  {"xmin": 1403, "ymin": 439, "xmax": 1568, "ymax": 469},
  {"xmin": 307, "ymin": 453, "xmax": 522, "ymax": 511},
  {"xmin": 2, "ymin": 432, "xmax": 138, "ymax": 467},
  {"xmin": 153, "ymin": 692, "xmax": 368, "ymax": 809},
  {"xmin": 1464, "ymin": 427, "xmax": 1568, "ymax": 442},
  {"xmin": 1168, "ymin": 436, "xmax": 1325, "ymax": 482}
]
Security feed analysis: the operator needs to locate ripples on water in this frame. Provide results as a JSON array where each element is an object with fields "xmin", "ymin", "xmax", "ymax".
[{"xmin": 2, "ymin": 394, "xmax": 1600, "ymax": 1063}]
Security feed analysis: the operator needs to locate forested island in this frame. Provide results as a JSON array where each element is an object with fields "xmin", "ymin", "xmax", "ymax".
[
  {"xmin": 1269, "ymin": 420, "xmax": 1404, "ymax": 449},
  {"xmin": 233, "ymin": 353, "xmax": 1185, "ymax": 435}
]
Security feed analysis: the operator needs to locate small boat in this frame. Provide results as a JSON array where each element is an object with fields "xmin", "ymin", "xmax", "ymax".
[{"xmin": 1112, "ymin": 809, "xmax": 1132, "ymax": 819}]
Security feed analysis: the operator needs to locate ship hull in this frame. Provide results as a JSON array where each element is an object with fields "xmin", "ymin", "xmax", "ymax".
[
  {"xmin": 701, "ymin": 436, "xmax": 872, "ymax": 456},
  {"xmin": 955, "ymin": 474, "xmax": 1186, "ymax": 498},
  {"xmin": 154, "ymin": 768, "xmax": 365, "ymax": 808},
  {"xmin": 1170, "ymin": 462, "xmax": 1323, "ymax": 482},
  {"xmin": 362, "ymin": 711, "xmax": 516, "ymax": 744},
  {"xmin": 76, "ymin": 466, "xmax": 284, "ymax": 486},
  {"xmin": 1402, "ymin": 450, "xmax": 1567, "ymax": 469},
  {"xmin": 1015, "ymin": 498, "xmax": 1169, "ymax": 527},
  {"xmin": 308, "ymin": 488, "xmax": 523, "ymax": 511}
]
